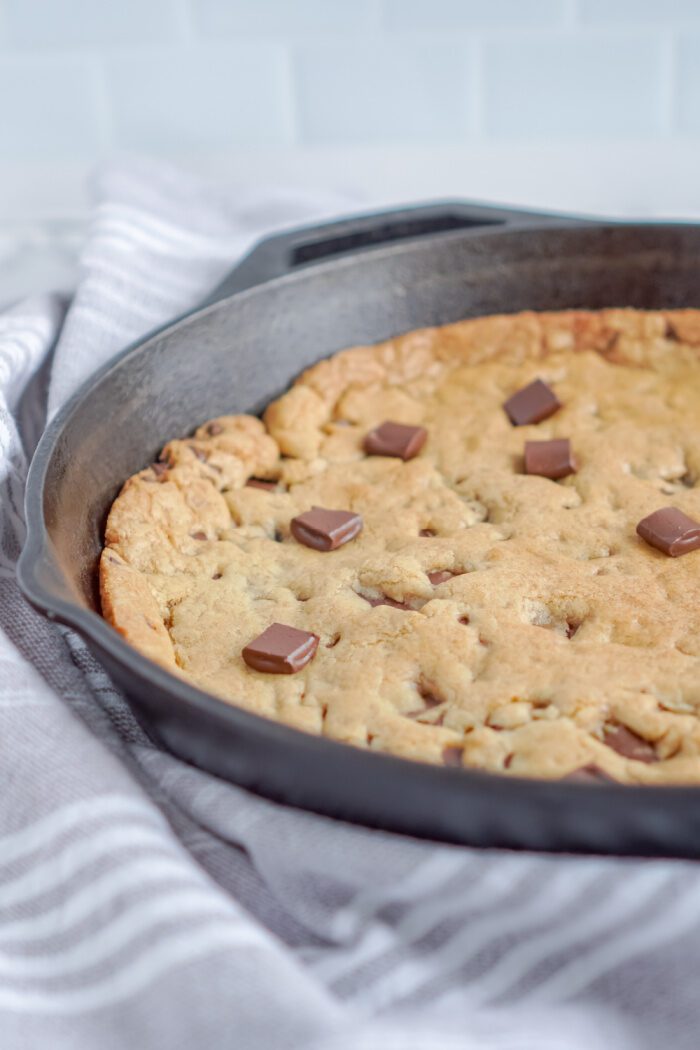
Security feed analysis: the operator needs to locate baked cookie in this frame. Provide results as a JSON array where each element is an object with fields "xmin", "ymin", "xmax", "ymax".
[{"xmin": 101, "ymin": 309, "xmax": 700, "ymax": 784}]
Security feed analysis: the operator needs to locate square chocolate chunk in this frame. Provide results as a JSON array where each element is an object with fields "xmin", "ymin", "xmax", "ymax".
[
  {"xmin": 524, "ymin": 438, "xmax": 577, "ymax": 480},
  {"xmin": 364, "ymin": 421, "xmax": 427, "ymax": 460},
  {"xmin": 291, "ymin": 507, "xmax": 363, "ymax": 551},
  {"xmin": 636, "ymin": 507, "xmax": 700, "ymax": 557},
  {"xmin": 503, "ymin": 379, "xmax": 561, "ymax": 426},
  {"xmin": 242, "ymin": 623, "xmax": 319, "ymax": 674}
]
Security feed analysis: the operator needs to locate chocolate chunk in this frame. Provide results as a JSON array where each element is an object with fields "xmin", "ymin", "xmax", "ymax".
[
  {"xmin": 636, "ymin": 506, "xmax": 700, "ymax": 557},
  {"xmin": 152, "ymin": 461, "xmax": 169, "ymax": 477},
  {"xmin": 603, "ymin": 724, "xmax": 657, "ymax": 763},
  {"xmin": 524, "ymin": 438, "xmax": 577, "ymax": 480},
  {"xmin": 246, "ymin": 478, "xmax": 277, "ymax": 491},
  {"xmin": 291, "ymin": 506, "xmax": 363, "ymax": 551},
  {"xmin": 242, "ymin": 623, "xmax": 319, "ymax": 674},
  {"xmin": 561, "ymin": 764, "xmax": 616, "ymax": 784},
  {"xmin": 207, "ymin": 422, "xmax": 224, "ymax": 436},
  {"xmin": 503, "ymin": 379, "xmax": 561, "ymax": 426},
  {"xmin": 419, "ymin": 528, "xmax": 436, "ymax": 537},
  {"xmin": 189, "ymin": 445, "xmax": 208, "ymax": 462},
  {"xmin": 442, "ymin": 745, "xmax": 463, "ymax": 768},
  {"xmin": 191, "ymin": 530, "xmax": 207, "ymax": 541},
  {"xmin": 413, "ymin": 680, "xmax": 443, "ymax": 713},
  {"xmin": 364, "ymin": 421, "xmax": 427, "ymax": 460},
  {"xmin": 363, "ymin": 594, "xmax": 411, "ymax": 610},
  {"xmin": 428, "ymin": 570, "xmax": 454, "ymax": 585}
]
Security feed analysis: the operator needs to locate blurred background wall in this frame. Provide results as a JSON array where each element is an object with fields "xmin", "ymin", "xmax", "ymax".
[
  {"xmin": 2, "ymin": 0, "xmax": 700, "ymax": 302},
  {"xmin": 2, "ymin": 0, "xmax": 700, "ymax": 220}
]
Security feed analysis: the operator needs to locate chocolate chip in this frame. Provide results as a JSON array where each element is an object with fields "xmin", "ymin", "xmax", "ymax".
[
  {"xmin": 419, "ymin": 528, "xmax": 436, "ymax": 537},
  {"xmin": 636, "ymin": 506, "xmax": 700, "ymax": 557},
  {"xmin": 207, "ymin": 422, "xmax": 224, "ymax": 436},
  {"xmin": 362, "ymin": 594, "xmax": 411, "ymax": 610},
  {"xmin": 152, "ymin": 461, "xmax": 169, "ymax": 477},
  {"xmin": 442, "ymin": 745, "xmax": 463, "ymax": 768},
  {"xmin": 246, "ymin": 478, "xmax": 277, "ymax": 491},
  {"xmin": 364, "ymin": 421, "xmax": 427, "ymax": 460},
  {"xmin": 189, "ymin": 445, "xmax": 208, "ymax": 462},
  {"xmin": 408, "ymin": 679, "xmax": 443, "ymax": 717},
  {"xmin": 242, "ymin": 623, "xmax": 319, "ymax": 674},
  {"xmin": 212, "ymin": 572, "xmax": 223, "ymax": 580},
  {"xmin": 503, "ymin": 379, "xmax": 561, "ymax": 426},
  {"xmin": 561, "ymin": 764, "xmax": 616, "ymax": 784},
  {"xmin": 524, "ymin": 438, "xmax": 577, "ymax": 480},
  {"xmin": 291, "ymin": 506, "xmax": 363, "ymax": 552},
  {"xmin": 603, "ymin": 724, "xmax": 657, "ymax": 763},
  {"xmin": 428, "ymin": 570, "xmax": 454, "ymax": 585},
  {"xmin": 191, "ymin": 531, "xmax": 207, "ymax": 541}
]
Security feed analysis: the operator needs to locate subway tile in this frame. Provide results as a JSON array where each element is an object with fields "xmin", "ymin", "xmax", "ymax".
[
  {"xmin": 0, "ymin": 57, "xmax": 100, "ymax": 160},
  {"xmin": 191, "ymin": 0, "xmax": 377, "ymax": 37},
  {"xmin": 677, "ymin": 35, "xmax": 700, "ymax": 132},
  {"xmin": 104, "ymin": 45, "xmax": 292, "ymax": 150},
  {"xmin": 3, "ymin": 0, "xmax": 181, "ymax": 49},
  {"xmin": 294, "ymin": 42, "xmax": 473, "ymax": 144},
  {"xmin": 383, "ymin": 0, "xmax": 568, "ymax": 31},
  {"xmin": 581, "ymin": 0, "xmax": 700, "ymax": 23},
  {"xmin": 482, "ymin": 34, "xmax": 664, "ymax": 137}
]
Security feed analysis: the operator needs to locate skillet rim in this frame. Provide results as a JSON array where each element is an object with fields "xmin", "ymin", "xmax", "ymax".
[{"xmin": 17, "ymin": 215, "xmax": 700, "ymax": 848}]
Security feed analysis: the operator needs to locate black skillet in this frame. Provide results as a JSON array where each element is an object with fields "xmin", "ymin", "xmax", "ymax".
[{"xmin": 17, "ymin": 200, "xmax": 700, "ymax": 858}]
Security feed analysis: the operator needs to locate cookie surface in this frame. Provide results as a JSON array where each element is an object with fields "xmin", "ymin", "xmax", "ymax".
[{"xmin": 101, "ymin": 308, "xmax": 700, "ymax": 783}]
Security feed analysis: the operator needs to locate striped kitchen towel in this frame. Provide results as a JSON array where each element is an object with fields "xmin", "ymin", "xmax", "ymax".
[{"xmin": 0, "ymin": 159, "xmax": 691, "ymax": 1049}]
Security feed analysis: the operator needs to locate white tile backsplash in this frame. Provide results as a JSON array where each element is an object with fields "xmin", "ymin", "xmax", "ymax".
[
  {"xmin": 192, "ymin": 0, "xmax": 379, "ymax": 38},
  {"xmin": 483, "ymin": 33, "xmax": 665, "ymax": 137},
  {"xmin": 676, "ymin": 35, "xmax": 700, "ymax": 133},
  {"xmin": 383, "ymin": 0, "xmax": 569, "ymax": 31},
  {"xmin": 580, "ymin": 0, "xmax": 700, "ymax": 24},
  {"xmin": 2, "ymin": 0, "xmax": 182, "ymax": 48},
  {"xmin": 105, "ymin": 44, "xmax": 293, "ymax": 150},
  {"xmin": 294, "ymin": 41, "xmax": 474, "ymax": 144},
  {"xmin": 0, "ymin": 56, "xmax": 101, "ymax": 160},
  {"xmin": 0, "ymin": 1, "xmax": 697, "ymax": 162}
]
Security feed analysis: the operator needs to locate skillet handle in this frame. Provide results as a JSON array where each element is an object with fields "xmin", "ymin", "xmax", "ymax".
[{"xmin": 203, "ymin": 199, "xmax": 572, "ymax": 304}]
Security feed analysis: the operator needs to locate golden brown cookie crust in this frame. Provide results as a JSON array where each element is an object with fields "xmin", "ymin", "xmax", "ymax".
[{"xmin": 101, "ymin": 309, "xmax": 700, "ymax": 783}]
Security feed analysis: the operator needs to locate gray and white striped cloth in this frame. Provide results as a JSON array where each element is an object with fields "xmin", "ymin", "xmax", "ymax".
[{"xmin": 0, "ymin": 160, "xmax": 696, "ymax": 1049}]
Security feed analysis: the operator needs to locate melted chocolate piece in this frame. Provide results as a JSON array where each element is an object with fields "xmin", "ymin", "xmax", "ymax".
[
  {"xmin": 363, "ymin": 594, "xmax": 411, "ymax": 610},
  {"xmin": 291, "ymin": 506, "xmax": 363, "ymax": 551},
  {"xmin": 406, "ymin": 680, "xmax": 443, "ymax": 718},
  {"xmin": 636, "ymin": 506, "xmax": 700, "ymax": 557},
  {"xmin": 242, "ymin": 623, "xmax": 319, "ymax": 674},
  {"xmin": 207, "ymin": 422, "xmax": 224, "ymax": 436},
  {"xmin": 246, "ymin": 478, "xmax": 277, "ymax": 491},
  {"xmin": 428, "ymin": 570, "xmax": 454, "ymax": 585},
  {"xmin": 561, "ymin": 764, "xmax": 616, "ymax": 784},
  {"xmin": 364, "ymin": 420, "xmax": 427, "ymax": 460},
  {"xmin": 503, "ymin": 379, "xmax": 561, "ymax": 426},
  {"xmin": 151, "ymin": 461, "xmax": 169, "ymax": 477},
  {"xmin": 442, "ymin": 745, "xmax": 463, "ymax": 768},
  {"xmin": 603, "ymin": 724, "xmax": 657, "ymax": 764},
  {"xmin": 524, "ymin": 438, "xmax": 577, "ymax": 480},
  {"xmin": 190, "ymin": 530, "xmax": 207, "ymax": 541}
]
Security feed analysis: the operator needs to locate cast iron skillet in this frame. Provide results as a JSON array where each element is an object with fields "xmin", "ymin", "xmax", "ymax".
[{"xmin": 17, "ymin": 200, "xmax": 700, "ymax": 859}]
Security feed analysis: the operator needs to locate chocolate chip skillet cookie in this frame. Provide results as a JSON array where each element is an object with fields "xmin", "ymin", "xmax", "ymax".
[{"xmin": 101, "ymin": 308, "xmax": 700, "ymax": 784}]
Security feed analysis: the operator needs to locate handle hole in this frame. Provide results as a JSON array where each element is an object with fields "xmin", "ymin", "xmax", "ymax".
[{"xmin": 290, "ymin": 213, "xmax": 502, "ymax": 267}]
